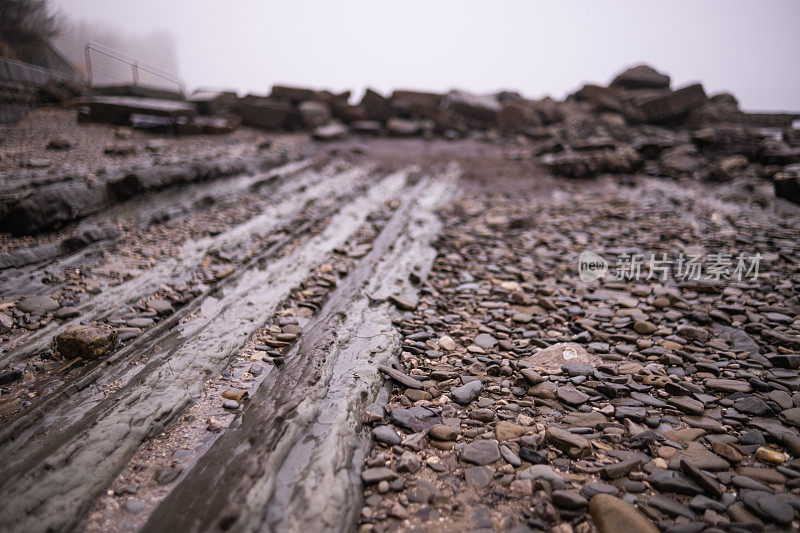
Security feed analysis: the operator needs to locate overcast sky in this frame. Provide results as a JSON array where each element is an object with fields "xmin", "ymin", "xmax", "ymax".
[{"xmin": 52, "ymin": 0, "xmax": 800, "ymax": 111}]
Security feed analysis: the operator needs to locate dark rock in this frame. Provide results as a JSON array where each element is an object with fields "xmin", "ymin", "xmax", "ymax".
[
  {"xmin": 552, "ymin": 490, "xmax": 588, "ymax": 510},
  {"xmin": 372, "ymin": 425, "xmax": 402, "ymax": 446},
  {"xmin": 647, "ymin": 469, "xmax": 703, "ymax": 495},
  {"xmin": 378, "ymin": 365, "xmax": 423, "ymax": 389},
  {"xmin": 679, "ymin": 459, "xmax": 723, "ymax": 497},
  {"xmin": 742, "ymin": 490, "xmax": 795, "ymax": 525},
  {"xmin": 610, "ymin": 64, "xmax": 671, "ymax": 90},
  {"xmin": 774, "ymin": 173, "xmax": 800, "ymax": 205},
  {"xmin": 546, "ymin": 427, "xmax": 592, "ymax": 458},
  {"xmin": 602, "ymin": 457, "xmax": 642, "ymax": 479},
  {"xmin": 648, "ymin": 494, "xmax": 695, "ymax": 519},
  {"xmin": 450, "ymin": 380, "xmax": 482, "ymax": 405},
  {"xmin": 0, "ymin": 369, "xmax": 23, "ymax": 385},
  {"xmin": 638, "ymin": 84, "xmax": 708, "ymax": 124}
]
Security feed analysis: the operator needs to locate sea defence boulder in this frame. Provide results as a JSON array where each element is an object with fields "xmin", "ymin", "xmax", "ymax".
[{"xmin": 610, "ymin": 64, "xmax": 671, "ymax": 90}]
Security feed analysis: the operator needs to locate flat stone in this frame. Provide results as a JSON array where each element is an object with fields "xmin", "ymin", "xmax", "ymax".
[
  {"xmin": 372, "ymin": 425, "xmax": 402, "ymax": 446},
  {"xmin": 461, "ymin": 440, "xmax": 501, "ymax": 465},
  {"xmin": 633, "ymin": 321, "xmax": 657, "ymax": 334},
  {"xmin": 473, "ymin": 333, "xmax": 497, "ymax": 349},
  {"xmin": 710, "ymin": 441, "xmax": 742, "ymax": 463},
  {"xmin": 647, "ymin": 469, "xmax": 703, "ymax": 495},
  {"xmin": 464, "ymin": 466, "xmax": 494, "ymax": 487},
  {"xmin": 525, "ymin": 342, "xmax": 600, "ymax": 373},
  {"xmin": 519, "ymin": 464, "xmax": 563, "ymax": 483},
  {"xmin": 679, "ymin": 459, "xmax": 723, "ymax": 497},
  {"xmin": 589, "ymin": 494, "xmax": 659, "ymax": 533},
  {"xmin": 742, "ymin": 490, "xmax": 795, "ymax": 525},
  {"xmin": 154, "ymin": 466, "xmax": 182, "ymax": 485},
  {"xmin": 705, "ymin": 378, "xmax": 751, "ymax": 393},
  {"xmin": 602, "ymin": 457, "xmax": 642, "ymax": 479},
  {"xmin": 378, "ymin": 365, "xmax": 423, "ymax": 389},
  {"xmin": 733, "ymin": 396, "xmax": 771, "ymax": 416},
  {"xmin": 495, "ymin": 421, "xmax": 525, "ymax": 440},
  {"xmin": 557, "ymin": 386, "xmax": 590, "ymax": 405},
  {"xmin": 451, "ymin": 379, "xmax": 482, "ymax": 405},
  {"xmin": 552, "ymin": 490, "xmax": 588, "ymax": 509},
  {"xmin": 581, "ymin": 482, "xmax": 620, "ymax": 499},
  {"xmin": 736, "ymin": 466, "xmax": 787, "ymax": 484},
  {"xmin": 54, "ymin": 306, "xmax": 79, "ymax": 319},
  {"xmin": 546, "ymin": 426, "xmax": 592, "ymax": 458},
  {"xmin": 390, "ymin": 407, "xmax": 441, "ymax": 432},
  {"xmin": 668, "ymin": 396, "xmax": 705, "ymax": 415},
  {"xmin": 361, "ymin": 467, "xmax": 396, "ymax": 484},
  {"xmin": 127, "ymin": 317, "xmax": 154, "ymax": 328},
  {"xmin": 520, "ymin": 368, "xmax": 545, "ymax": 384},
  {"xmin": 499, "ymin": 444, "xmax": 521, "ymax": 467},
  {"xmin": 147, "ymin": 299, "xmax": 173, "ymax": 315},
  {"xmin": 648, "ymin": 494, "xmax": 695, "ymax": 519},
  {"xmin": 18, "ymin": 295, "xmax": 59, "ymax": 314},
  {"xmin": 562, "ymin": 411, "xmax": 607, "ymax": 428},
  {"xmin": 668, "ymin": 442, "xmax": 729, "ymax": 471},
  {"xmin": 429, "ymin": 424, "xmax": 459, "ymax": 441}
]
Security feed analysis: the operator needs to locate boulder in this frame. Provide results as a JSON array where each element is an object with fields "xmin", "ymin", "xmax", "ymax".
[
  {"xmin": 757, "ymin": 138, "xmax": 800, "ymax": 165},
  {"xmin": 360, "ymin": 88, "xmax": 393, "ymax": 121},
  {"xmin": 637, "ymin": 83, "xmax": 708, "ymax": 124},
  {"xmin": 0, "ymin": 181, "xmax": 109, "ymax": 235},
  {"xmin": 692, "ymin": 125, "xmax": 765, "ymax": 157},
  {"xmin": 189, "ymin": 89, "xmax": 238, "ymax": 115},
  {"xmin": 774, "ymin": 173, "xmax": 800, "ymax": 205},
  {"xmin": 299, "ymin": 101, "xmax": 332, "ymax": 128},
  {"xmin": 497, "ymin": 101, "xmax": 542, "ymax": 133},
  {"xmin": 330, "ymin": 103, "xmax": 366, "ymax": 124},
  {"xmin": 610, "ymin": 64, "xmax": 671, "ymax": 90},
  {"xmin": 234, "ymin": 98, "xmax": 298, "ymax": 130},
  {"xmin": 54, "ymin": 324, "xmax": 118, "ymax": 359},
  {"xmin": 542, "ymin": 147, "xmax": 642, "ymax": 179},
  {"xmin": 269, "ymin": 85, "xmax": 317, "ymax": 103},
  {"xmin": 659, "ymin": 145, "xmax": 704, "ymax": 175},
  {"xmin": 444, "ymin": 90, "xmax": 501, "ymax": 125}
]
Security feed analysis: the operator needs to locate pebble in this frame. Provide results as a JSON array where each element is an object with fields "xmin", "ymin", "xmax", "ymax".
[
  {"xmin": 546, "ymin": 427, "xmax": 592, "ymax": 458},
  {"xmin": 461, "ymin": 440, "xmax": 501, "ymax": 465},
  {"xmin": 372, "ymin": 425, "xmax": 402, "ymax": 446},
  {"xmin": 589, "ymin": 494, "xmax": 659, "ymax": 533},
  {"xmin": 18, "ymin": 295, "xmax": 59, "ymax": 314},
  {"xmin": 450, "ymin": 379, "xmax": 482, "ymax": 405}
]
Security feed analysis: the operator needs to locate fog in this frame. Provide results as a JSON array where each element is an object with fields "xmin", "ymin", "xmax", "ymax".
[{"xmin": 51, "ymin": 0, "xmax": 800, "ymax": 111}]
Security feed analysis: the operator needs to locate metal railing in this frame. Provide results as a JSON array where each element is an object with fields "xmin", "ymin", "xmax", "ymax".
[
  {"xmin": 84, "ymin": 41, "xmax": 185, "ymax": 94},
  {"xmin": 0, "ymin": 56, "xmax": 81, "ymax": 86}
]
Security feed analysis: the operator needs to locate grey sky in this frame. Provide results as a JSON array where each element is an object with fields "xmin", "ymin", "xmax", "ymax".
[{"xmin": 52, "ymin": 0, "xmax": 800, "ymax": 111}]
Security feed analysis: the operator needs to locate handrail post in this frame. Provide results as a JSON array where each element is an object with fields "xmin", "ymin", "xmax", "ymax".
[{"xmin": 85, "ymin": 45, "xmax": 93, "ymax": 85}]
